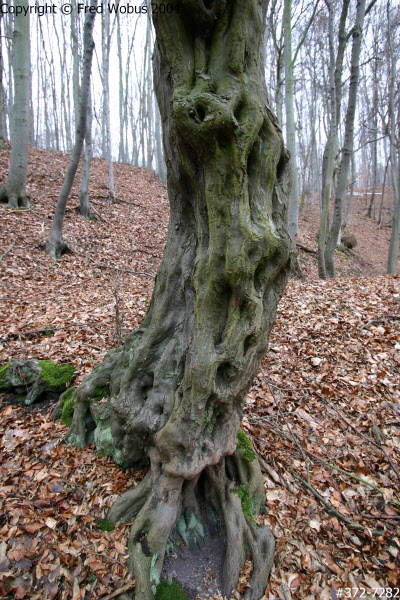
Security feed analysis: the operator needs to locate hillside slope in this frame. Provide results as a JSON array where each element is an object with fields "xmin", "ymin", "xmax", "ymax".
[{"xmin": 0, "ymin": 148, "xmax": 399, "ymax": 599}]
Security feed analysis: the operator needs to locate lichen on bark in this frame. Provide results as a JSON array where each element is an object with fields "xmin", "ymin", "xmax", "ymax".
[{"xmin": 67, "ymin": 1, "xmax": 291, "ymax": 598}]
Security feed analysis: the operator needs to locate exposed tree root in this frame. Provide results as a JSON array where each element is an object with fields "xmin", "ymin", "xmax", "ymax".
[
  {"xmin": 45, "ymin": 238, "xmax": 70, "ymax": 260},
  {"xmin": 66, "ymin": 346, "xmax": 123, "ymax": 448},
  {"xmin": 0, "ymin": 185, "xmax": 30, "ymax": 208},
  {"xmin": 107, "ymin": 446, "xmax": 273, "ymax": 600}
]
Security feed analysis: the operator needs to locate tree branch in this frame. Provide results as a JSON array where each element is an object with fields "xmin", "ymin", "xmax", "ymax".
[{"xmin": 292, "ymin": 0, "xmax": 321, "ymax": 66}]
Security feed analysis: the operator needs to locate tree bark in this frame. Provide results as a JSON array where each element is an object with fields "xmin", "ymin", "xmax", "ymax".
[
  {"xmin": 46, "ymin": 1, "xmax": 97, "ymax": 259},
  {"xmin": 318, "ymin": 0, "xmax": 350, "ymax": 278},
  {"xmin": 70, "ymin": 0, "xmax": 81, "ymax": 135},
  {"xmin": 387, "ymin": 0, "xmax": 399, "ymax": 274},
  {"xmin": 79, "ymin": 86, "xmax": 94, "ymax": 219},
  {"xmin": 283, "ymin": 0, "xmax": 299, "ymax": 251},
  {"xmin": 0, "ymin": 0, "xmax": 30, "ymax": 208},
  {"xmin": 117, "ymin": 11, "xmax": 125, "ymax": 163},
  {"xmin": 367, "ymin": 42, "xmax": 379, "ymax": 219},
  {"xmin": 0, "ymin": 14, "xmax": 8, "ymax": 147},
  {"xmin": 101, "ymin": 1, "xmax": 115, "ymax": 203},
  {"xmin": 67, "ymin": 2, "xmax": 291, "ymax": 599}
]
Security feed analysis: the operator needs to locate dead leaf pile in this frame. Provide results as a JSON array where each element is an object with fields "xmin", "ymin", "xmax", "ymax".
[{"xmin": 0, "ymin": 147, "xmax": 399, "ymax": 599}]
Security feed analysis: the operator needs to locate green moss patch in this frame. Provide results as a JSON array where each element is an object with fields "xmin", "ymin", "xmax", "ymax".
[
  {"xmin": 38, "ymin": 360, "xmax": 75, "ymax": 392},
  {"xmin": 60, "ymin": 387, "xmax": 76, "ymax": 427},
  {"xmin": 0, "ymin": 363, "xmax": 11, "ymax": 390},
  {"xmin": 155, "ymin": 580, "xmax": 190, "ymax": 600},
  {"xmin": 234, "ymin": 485, "xmax": 256, "ymax": 524},
  {"xmin": 89, "ymin": 386, "xmax": 109, "ymax": 403},
  {"xmin": 237, "ymin": 428, "xmax": 256, "ymax": 462},
  {"xmin": 98, "ymin": 518, "xmax": 115, "ymax": 532}
]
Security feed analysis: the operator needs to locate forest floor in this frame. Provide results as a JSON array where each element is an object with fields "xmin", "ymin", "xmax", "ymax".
[{"xmin": 0, "ymin": 147, "xmax": 399, "ymax": 600}]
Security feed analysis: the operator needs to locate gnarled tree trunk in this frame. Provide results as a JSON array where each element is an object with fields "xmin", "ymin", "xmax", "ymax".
[{"xmin": 67, "ymin": 2, "xmax": 291, "ymax": 599}]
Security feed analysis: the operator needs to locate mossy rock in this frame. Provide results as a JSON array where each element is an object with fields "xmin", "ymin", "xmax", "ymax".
[
  {"xmin": 0, "ymin": 358, "xmax": 75, "ymax": 405},
  {"xmin": 0, "ymin": 363, "xmax": 11, "ymax": 390},
  {"xmin": 38, "ymin": 360, "xmax": 75, "ymax": 392}
]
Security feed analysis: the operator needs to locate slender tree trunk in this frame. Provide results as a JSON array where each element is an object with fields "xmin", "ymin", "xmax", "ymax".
[
  {"xmin": 343, "ymin": 152, "xmax": 355, "ymax": 230},
  {"xmin": 71, "ymin": 0, "xmax": 80, "ymax": 134},
  {"xmin": 300, "ymin": 132, "xmax": 313, "ymax": 212},
  {"xmin": 102, "ymin": 2, "xmax": 115, "ymax": 203},
  {"xmin": 6, "ymin": 16, "xmax": 13, "ymax": 129},
  {"xmin": 35, "ymin": 23, "xmax": 40, "ymax": 146},
  {"xmin": 325, "ymin": 0, "xmax": 366, "ymax": 278},
  {"xmin": 58, "ymin": 22, "xmax": 72, "ymax": 152},
  {"xmin": 46, "ymin": 2, "xmax": 97, "ymax": 259},
  {"xmin": 318, "ymin": 0, "xmax": 350, "ymax": 278},
  {"xmin": 154, "ymin": 102, "xmax": 167, "ymax": 183},
  {"xmin": 318, "ymin": 0, "xmax": 337, "ymax": 278},
  {"xmin": 275, "ymin": 46, "xmax": 284, "ymax": 126},
  {"xmin": 67, "ymin": 2, "xmax": 291, "ymax": 599},
  {"xmin": 378, "ymin": 155, "xmax": 389, "ymax": 227},
  {"xmin": 367, "ymin": 46, "xmax": 379, "ymax": 219},
  {"xmin": 387, "ymin": 0, "xmax": 399, "ymax": 274},
  {"xmin": 79, "ymin": 86, "xmax": 94, "ymax": 219},
  {"xmin": 267, "ymin": 0, "xmax": 284, "ymax": 127},
  {"xmin": 283, "ymin": 0, "xmax": 299, "ymax": 251},
  {"xmin": 117, "ymin": 12, "xmax": 125, "ymax": 163},
  {"xmin": 0, "ymin": 15, "xmax": 8, "ymax": 147},
  {"xmin": 0, "ymin": 0, "xmax": 30, "ymax": 208}
]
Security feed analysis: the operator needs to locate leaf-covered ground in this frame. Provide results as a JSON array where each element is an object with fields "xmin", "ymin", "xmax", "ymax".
[{"xmin": 0, "ymin": 148, "xmax": 399, "ymax": 599}]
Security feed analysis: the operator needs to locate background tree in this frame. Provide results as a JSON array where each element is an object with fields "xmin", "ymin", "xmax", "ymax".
[
  {"xmin": 101, "ymin": 0, "xmax": 115, "ymax": 202},
  {"xmin": 0, "ymin": 0, "xmax": 30, "ymax": 208},
  {"xmin": 324, "ymin": 0, "xmax": 369, "ymax": 277},
  {"xmin": 386, "ymin": 0, "xmax": 400, "ymax": 274},
  {"xmin": 318, "ymin": 0, "xmax": 351, "ymax": 278},
  {"xmin": 79, "ymin": 85, "xmax": 94, "ymax": 219},
  {"xmin": 0, "ymin": 13, "xmax": 8, "ymax": 149},
  {"xmin": 283, "ymin": 0, "xmax": 319, "ymax": 252},
  {"xmin": 46, "ymin": 1, "xmax": 97, "ymax": 259},
  {"xmin": 66, "ymin": 0, "xmax": 291, "ymax": 598}
]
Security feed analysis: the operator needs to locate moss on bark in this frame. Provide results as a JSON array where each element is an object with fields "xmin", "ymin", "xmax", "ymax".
[
  {"xmin": 237, "ymin": 428, "xmax": 256, "ymax": 462},
  {"xmin": 60, "ymin": 388, "xmax": 76, "ymax": 427},
  {"xmin": 234, "ymin": 484, "xmax": 257, "ymax": 524}
]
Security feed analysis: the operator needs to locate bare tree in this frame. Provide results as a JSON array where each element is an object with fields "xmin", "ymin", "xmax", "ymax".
[
  {"xmin": 0, "ymin": 13, "xmax": 8, "ymax": 148},
  {"xmin": 0, "ymin": 0, "xmax": 30, "ymax": 208},
  {"xmin": 101, "ymin": 0, "xmax": 115, "ymax": 202},
  {"xmin": 324, "ymin": 0, "xmax": 369, "ymax": 277},
  {"xmin": 387, "ymin": 0, "xmax": 400, "ymax": 274},
  {"xmin": 79, "ymin": 86, "xmax": 94, "ymax": 219},
  {"xmin": 283, "ymin": 0, "xmax": 320, "ymax": 251},
  {"xmin": 46, "ymin": 0, "xmax": 97, "ymax": 259}
]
